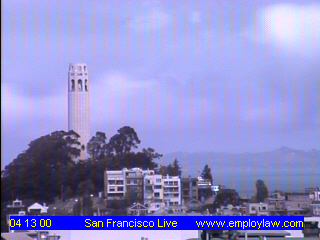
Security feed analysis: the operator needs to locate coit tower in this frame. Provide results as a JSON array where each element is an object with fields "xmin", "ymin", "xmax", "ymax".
[{"xmin": 68, "ymin": 63, "xmax": 91, "ymax": 160}]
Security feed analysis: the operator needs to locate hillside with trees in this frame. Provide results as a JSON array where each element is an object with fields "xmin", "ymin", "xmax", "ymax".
[{"xmin": 1, "ymin": 126, "xmax": 162, "ymax": 203}]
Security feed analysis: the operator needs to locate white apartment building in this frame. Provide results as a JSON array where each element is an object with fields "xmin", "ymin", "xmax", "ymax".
[
  {"xmin": 104, "ymin": 168, "xmax": 155, "ymax": 200},
  {"xmin": 144, "ymin": 174, "xmax": 181, "ymax": 206},
  {"xmin": 104, "ymin": 170, "xmax": 126, "ymax": 199}
]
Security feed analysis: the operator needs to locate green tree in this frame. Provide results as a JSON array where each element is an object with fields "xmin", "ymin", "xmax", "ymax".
[
  {"xmin": 1, "ymin": 130, "xmax": 80, "ymax": 202},
  {"xmin": 172, "ymin": 159, "xmax": 182, "ymax": 177},
  {"xmin": 201, "ymin": 164, "xmax": 213, "ymax": 183},
  {"xmin": 106, "ymin": 126, "xmax": 141, "ymax": 155},
  {"xmin": 87, "ymin": 132, "xmax": 107, "ymax": 160},
  {"xmin": 63, "ymin": 186, "xmax": 74, "ymax": 200},
  {"xmin": 142, "ymin": 147, "xmax": 163, "ymax": 160},
  {"xmin": 212, "ymin": 188, "xmax": 241, "ymax": 210},
  {"xmin": 256, "ymin": 179, "xmax": 268, "ymax": 202},
  {"xmin": 76, "ymin": 179, "xmax": 95, "ymax": 196},
  {"xmin": 157, "ymin": 159, "xmax": 181, "ymax": 176}
]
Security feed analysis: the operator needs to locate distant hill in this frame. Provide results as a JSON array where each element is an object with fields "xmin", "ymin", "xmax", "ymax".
[{"xmin": 157, "ymin": 147, "xmax": 319, "ymax": 196}]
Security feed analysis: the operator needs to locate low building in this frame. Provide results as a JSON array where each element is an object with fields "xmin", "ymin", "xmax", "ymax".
[
  {"xmin": 310, "ymin": 204, "xmax": 320, "ymax": 216},
  {"xmin": 310, "ymin": 190, "xmax": 320, "ymax": 202},
  {"xmin": 28, "ymin": 203, "xmax": 49, "ymax": 215},
  {"xmin": 245, "ymin": 203, "xmax": 269, "ymax": 216},
  {"xmin": 266, "ymin": 192, "xmax": 285, "ymax": 211},
  {"xmin": 5, "ymin": 199, "xmax": 26, "ymax": 228},
  {"xmin": 127, "ymin": 203, "xmax": 148, "ymax": 215},
  {"xmin": 184, "ymin": 198, "xmax": 204, "ymax": 212},
  {"xmin": 6, "ymin": 199, "xmax": 26, "ymax": 216},
  {"xmin": 147, "ymin": 202, "xmax": 166, "ymax": 214},
  {"xmin": 1, "ymin": 231, "xmax": 60, "ymax": 240}
]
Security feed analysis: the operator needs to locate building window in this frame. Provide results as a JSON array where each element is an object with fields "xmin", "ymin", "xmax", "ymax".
[
  {"xmin": 71, "ymin": 80, "xmax": 75, "ymax": 91},
  {"xmin": 154, "ymin": 193, "xmax": 160, "ymax": 198},
  {"xmin": 117, "ymin": 187, "xmax": 124, "ymax": 191},
  {"xmin": 85, "ymin": 80, "xmax": 88, "ymax": 91},
  {"xmin": 116, "ymin": 180, "xmax": 123, "ymax": 185},
  {"xmin": 156, "ymin": 179, "xmax": 161, "ymax": 183},
  {"xmin": 78, "ymin": 80, "xmax": 82, "ymax": 91},
  {"xmin": 145, "ymin": 186, "xmax": 153, "ymax": 192},
  {"xmin": 109, "ymin": 188, "xmax": 115, "ymax": 192},
  {"xmin": 108, "ymin": 180, "xmax": 116, "ymax": 185}
]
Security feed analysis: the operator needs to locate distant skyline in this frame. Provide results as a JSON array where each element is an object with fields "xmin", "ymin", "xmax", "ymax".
[{"xmin": 2, "ymin": 0, "xmax": 319, "ymax": 168}]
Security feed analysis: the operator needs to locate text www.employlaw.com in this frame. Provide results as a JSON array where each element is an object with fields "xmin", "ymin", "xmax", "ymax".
[{"xmin": 195, "ymin": 219, "xmax": 304, "ymax": 230}]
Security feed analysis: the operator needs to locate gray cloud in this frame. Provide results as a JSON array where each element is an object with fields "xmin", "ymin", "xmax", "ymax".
[{"xmin": 2, "ymin": 0, "xmax": 319, "ymax": 168}]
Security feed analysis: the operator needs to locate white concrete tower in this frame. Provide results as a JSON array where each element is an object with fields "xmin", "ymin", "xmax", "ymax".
[{"xmin": 68, "ymin": 63, "xmax": 91, "ymax": 160}]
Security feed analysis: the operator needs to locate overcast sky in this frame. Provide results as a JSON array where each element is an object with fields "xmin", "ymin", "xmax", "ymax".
[{"xmin": 2, "ymin": 0, "xmax": 319, "ymax": 168}]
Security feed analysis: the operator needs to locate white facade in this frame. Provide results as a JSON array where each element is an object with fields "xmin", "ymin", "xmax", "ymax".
[
  {"xmin": 144, "ymin": 174, "xmax": 165, "ymax": 204},
  {"xmin": 246, "ymin": 203, "xmax": 269, "ymax": 216},
  {"xmin": 144, "ymin": 174, "xmax": 181, "ymax": 206},
  {"xmin": 104, "ymin": 168, "xmax": 155, "ymax": 200},
  {"xmin": 68, "ymin": 63, "xmax": 91, "ymax": 160},
  {"xmin": 104, "ymin": 170, "xmax": 126, "ymax": 199},
  {"xmin": 310, "ymin": 191, "xmax": 320, "ymax": 201},
  {"xmin": 28, "ymin": 203, "xmax": 49, "ymax": 214}
]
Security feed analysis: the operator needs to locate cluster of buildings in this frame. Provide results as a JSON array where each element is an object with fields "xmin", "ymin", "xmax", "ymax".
[
  {"xmin": 104, "ymin": 167, "xmax": 320, "ymax": 217},
  {"xmin": 104, "ymin": 167, "xmax": 219, "ymax": 215},
  {"xmin": 215, "ymin": 188, "xmax": 320, "ymax": 217}
]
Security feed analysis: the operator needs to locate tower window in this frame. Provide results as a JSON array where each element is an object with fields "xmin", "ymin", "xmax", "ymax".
[
  {"xmin": 71, "ymin": 80, "xmax": 75, "ymax": 91},
  {"xmin": 85, "ymin": 80, "xmax": 88, "ymax": 91},
  {"xmin": 78, "ymin": 80, "xmax": 83, "ymax": 91},
  {"xmin": 78, "ymin": 66, "xmax": 82, "ymax": 71},
  {"xmin": 84, "ymin": 66, "xmax": 86, "ymax": 71}
]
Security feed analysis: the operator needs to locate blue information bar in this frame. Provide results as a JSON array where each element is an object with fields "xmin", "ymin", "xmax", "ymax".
[{"xmin": 9, "ymin": 216, "xmax": 304, "ymax": 230}]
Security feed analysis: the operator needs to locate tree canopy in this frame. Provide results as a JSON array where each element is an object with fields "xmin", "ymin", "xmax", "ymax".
[
  {"xmin": 201, "ymin": 164, "xmax": 213, "ymax": 183},
  {"xmin": 157, "ymin": 158, "xmax": 181, "ymax": 177},
  {"xmin": 106, "ymin": 126, "xmax": 141, "ymax": 155},
  {"xmin": 1, "ymin": 127, "xmax": 161, "ymax": 203},
  {"xmin": 256, "ymin": 179, "xmax": 268, "ymax": 202},
  {"xmin": 1, "ymin": 131, "xmax": 80, "ymax": 202},
  {"xmin": 212, "ymin": 188, "xmax": 241, "ymax": 210},
  {"xmin": 86, "ymin": 131, "xmax": 107, "ymax": 160}
]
